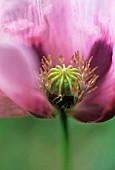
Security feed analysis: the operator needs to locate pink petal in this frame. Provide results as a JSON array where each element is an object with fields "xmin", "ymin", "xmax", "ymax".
[
  {"xmin": 73, "ymin": 58, "xmax": 115, "ymax": 122},
  {"xmin": 1, "ymin": 0, "xmax": 115, "ymax": 64},
  {"xmin": 0, "ymin": 0, "xmax": 51, "ymax": 46},
  {"xmin": 89, "ymin": 38, "xmax": 113, "ymax": 85},
  {"xmin": 0, "ymin": 90, "xmax": 29, "ymax": 117},
  {"xmin": 0, "ymin": 35, "xmax": 53, "ymax": 118},
  {"xmin": 39, "ymin": 0, "xmax": 115, "ymax": 64}
]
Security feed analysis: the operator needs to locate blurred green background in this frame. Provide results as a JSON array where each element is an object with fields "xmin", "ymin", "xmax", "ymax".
[{"xmin": 0, "ymin": 116, "xmax": 115, "ymax": 170}]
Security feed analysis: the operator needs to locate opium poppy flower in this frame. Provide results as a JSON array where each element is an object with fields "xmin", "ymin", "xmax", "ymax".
[{"xmin": 0, "ymin": 0, "xmax": 115, "ymax": 122}]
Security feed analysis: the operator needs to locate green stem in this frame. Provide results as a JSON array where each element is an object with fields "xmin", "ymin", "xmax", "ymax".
[{"xmin": 60, "ymin": 113, "xmax": 71, "ymax": 170}]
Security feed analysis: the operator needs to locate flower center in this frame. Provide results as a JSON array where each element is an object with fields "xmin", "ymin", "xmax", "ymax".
[{"xmin": 36, "ymin": 52, "xmax": 99, "ymax": 111}]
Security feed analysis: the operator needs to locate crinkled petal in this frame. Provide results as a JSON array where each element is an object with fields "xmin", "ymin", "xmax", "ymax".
[
  {"xmin": 0, "ymin": 35, "xmax": 53, "ymax": 118},
  {"xmin": 0, "ymin": 0, "xmax": 51, "ymax": 45}
]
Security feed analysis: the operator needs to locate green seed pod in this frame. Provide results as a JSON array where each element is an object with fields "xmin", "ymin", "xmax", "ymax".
[{"xmin": 47, "ymin": 64, "xmax": 82, "ymax": 96}]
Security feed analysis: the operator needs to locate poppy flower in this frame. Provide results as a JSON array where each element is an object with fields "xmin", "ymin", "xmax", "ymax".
[{"xmin": 0, "ymin": 0, "xmax": 115, "ymax": 122}]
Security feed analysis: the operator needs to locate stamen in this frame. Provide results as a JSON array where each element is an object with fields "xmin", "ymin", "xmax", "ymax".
[
  {"xmin": 59, "ymin": 55, "xmax": 65, "ymax": 65},
  {"xmin": 36, "ymin": 52, "xmax": 99, "ymax": 111}
]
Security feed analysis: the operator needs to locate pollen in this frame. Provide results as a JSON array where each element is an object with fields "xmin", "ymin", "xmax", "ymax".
[{"xmin": 36, "ymin": 52, "xmax": 99, "ymax": 111}]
